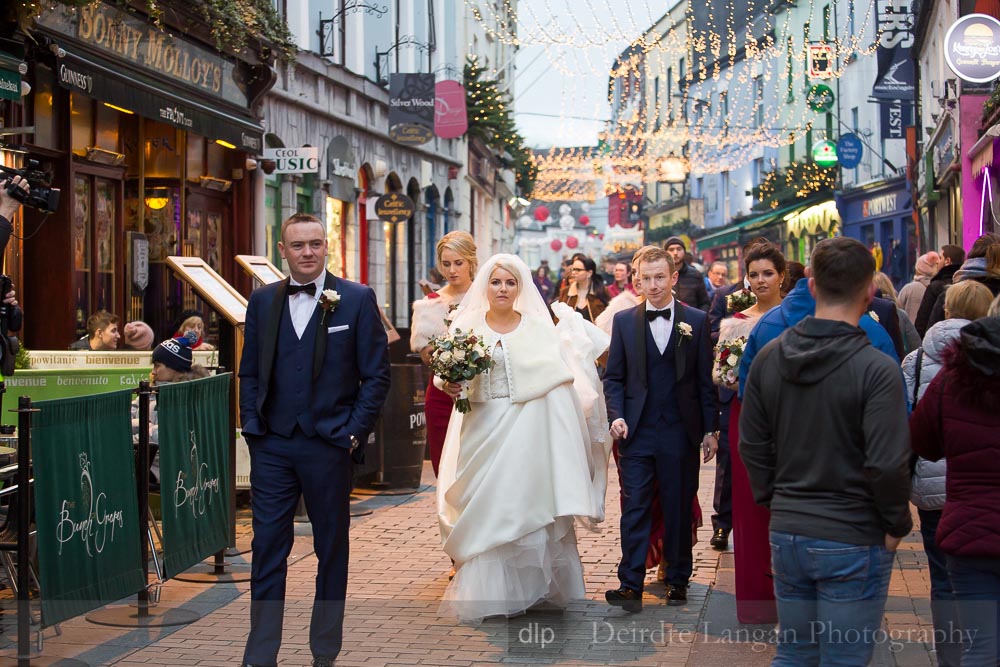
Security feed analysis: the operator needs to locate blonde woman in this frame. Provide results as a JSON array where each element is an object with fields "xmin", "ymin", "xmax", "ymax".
[{"xmin": 410, "ymin": 231, "xmax": 477, "ymax": 477}]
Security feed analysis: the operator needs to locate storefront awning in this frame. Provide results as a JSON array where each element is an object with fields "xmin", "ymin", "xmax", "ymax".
[
  {"xmin": 696, "ymin": 200, "xmax": 813, "ymax": 250},
  {"xmin": 57, "ymin": 49, "xmax": 263, "ymax": 154},
  {"xmin": 968, "ymin": 124, "xmax": 1000, "ymax": 177}
]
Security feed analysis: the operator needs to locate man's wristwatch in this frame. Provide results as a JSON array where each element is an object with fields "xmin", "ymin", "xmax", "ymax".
[
  {"xmin": 704, "ymin": 431, "xmax": 720, "ymax": 439},
  {"xmin": 349, "ymin": 434, "xmax": 360, "ymax": 450}
]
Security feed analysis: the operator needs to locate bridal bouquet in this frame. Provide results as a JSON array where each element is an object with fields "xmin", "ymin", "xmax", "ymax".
[
  {"xmin": 713, "ymin": 336, "xmax": 748, "ymax": 389},
  {"xmin": 726, "ymin": 288, "xmax": 757, "ymax": 314},
  {"xmin": 428, "ymin": 328, "xmax": 494, "ymax": 413}
]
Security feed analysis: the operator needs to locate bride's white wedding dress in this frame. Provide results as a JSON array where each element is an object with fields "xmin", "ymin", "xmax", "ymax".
[{"xmin": 437, "ymin": 316, "xmax": 606, "ymax": 623}]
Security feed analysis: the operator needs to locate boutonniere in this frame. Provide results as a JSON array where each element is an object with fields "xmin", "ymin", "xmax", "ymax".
[
  {"xmin": 319, "ymin": 289, "xmax": 340, "ymax": 324},
  {"xmin": 676, "ymin": 321, "xmax": 693, "ymax": 340},
  {"xmin": 867, "ymin": 310, "xmax": 880, "ymax": 323}
]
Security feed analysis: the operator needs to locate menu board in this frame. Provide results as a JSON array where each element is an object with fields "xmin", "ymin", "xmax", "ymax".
[
  {"xmin": 165, "ymin": 256, "xmax": 247, "ymax": 324},
  {"xmin": 235, "ymin": 255, "xmax": 285, "ymax": 286}
]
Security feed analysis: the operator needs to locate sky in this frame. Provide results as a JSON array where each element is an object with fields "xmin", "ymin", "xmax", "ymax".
[{"xmin": 510, "ymin": 0, "xmax": 675, "ymax": 149}]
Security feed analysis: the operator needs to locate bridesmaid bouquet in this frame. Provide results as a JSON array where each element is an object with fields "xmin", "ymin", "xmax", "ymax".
[
  {"xmin": 428, "ymin": 328, "xmax": 495, "ymax": 413},
  {"xmin": 713, "ymin": 336, "xmax": 748, "ymax": 389},
  {"xmin": 726, "ymin": 288, "xmax": 757, "ymax": 314}
]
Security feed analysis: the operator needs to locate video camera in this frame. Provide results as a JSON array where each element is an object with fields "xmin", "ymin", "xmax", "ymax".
[{"xmin": 0, "ymin": 159, "xmax": 60, "ymax": 213}]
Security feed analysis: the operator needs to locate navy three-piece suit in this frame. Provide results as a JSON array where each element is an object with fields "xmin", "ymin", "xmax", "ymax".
[
  {"xmin": 239, "ymin": 272, "xmax": 390, "ymax": 665},
  {"xmin": 603, "ymin": 300, "xmax": 718, "ymax": 591}
]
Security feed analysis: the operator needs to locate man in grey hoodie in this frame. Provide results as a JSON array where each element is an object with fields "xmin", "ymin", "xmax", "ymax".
[{"xmin": 739, "ymin": 237, "xmax": 912, "ymax": 666}]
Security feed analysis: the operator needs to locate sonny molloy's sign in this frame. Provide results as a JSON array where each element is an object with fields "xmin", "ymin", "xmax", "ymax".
[
  {"xmin": 33, "ymin": 391, "xmax": 145, "ymax": 627},
  {"xmin": 157, "ymin": 374, "xmax": 231, "ymax": 579}
]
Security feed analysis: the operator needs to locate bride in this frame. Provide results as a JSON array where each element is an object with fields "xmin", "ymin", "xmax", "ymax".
[{"xmin": 436, "ymin": 254, "xmax": 608, "ymax": 623}]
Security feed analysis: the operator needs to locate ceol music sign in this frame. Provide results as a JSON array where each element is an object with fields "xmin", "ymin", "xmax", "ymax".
[{"xmin": 263, "ymin": 147, "xmax": 320, "ymax": 174}]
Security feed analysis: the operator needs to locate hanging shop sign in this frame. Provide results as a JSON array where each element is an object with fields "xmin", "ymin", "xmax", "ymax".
[
  {"xmin": 37, "ymin": 4, "xmax": 250, "ymax": 108},
  {"xmin": 389, "ymin": 73, "xmax": 435, "ymax": 146},
  {"xmin": 807, "ymin": 43, "xmax": 834, "ymax": 79},
  {"xmin": 837, "ymin": 133, "xmax": 864, "ymax": 169},
  {"xmin": 374, "ymin": 193, "xmax": 415, "ymax": 223},
  {"xmin": 326, "ymin": 136, "xmax": 356, "ymax": 200},
  {"xmin": 807, "ymin": 84, "xmax": 835, "ymax": 112},
  {"xmin": 812, "ymin": 140, "xmax": 839, "ymax": 168},
  {"xmin": 434, "ymin": 80, "xmax": 468, "ymax": 139},
  {"xmin": 262, "ymin": 147, "xmax": 320, "ymax": 174},
  {"xmin": 0, "ymin": 67, "xmax": 20, "ymax": 101},
  {"xmin": 945, "ymin": 14, "xmax": 1000, "ymax": 83},
  {"xmin": 872, "ymin": 0, "xmax": 916, "ymax": 100},
  {"xmin": 879, "ymin": 99, "xmax": 913, "ymax": 141}
]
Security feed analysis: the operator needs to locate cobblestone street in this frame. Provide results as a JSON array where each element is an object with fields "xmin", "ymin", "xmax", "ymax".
[{"xmin": 1, "ymin": 460, "xmax": 939, "ymax": 666}]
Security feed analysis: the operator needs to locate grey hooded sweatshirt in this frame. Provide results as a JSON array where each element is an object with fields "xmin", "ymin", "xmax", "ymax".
[{"xmin": 739, "ymin": 317, "xmax": 913, "ymax": 545}]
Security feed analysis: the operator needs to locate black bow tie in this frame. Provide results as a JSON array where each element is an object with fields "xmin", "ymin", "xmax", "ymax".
[
  {"xmin": 646, "ymin": 308, "xmax": 671, "ymax": 322},
  {"xmin": 287, "ymin": 283, "xmax": 316, "ymax": 296}
]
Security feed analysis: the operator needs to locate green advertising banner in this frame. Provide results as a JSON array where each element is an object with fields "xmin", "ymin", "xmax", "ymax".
[
  {"xmin": 156, "ymin": 374, "xmax": 231, "ymax": 579},
  {"xmin": 32, "ymin": 390, "xmax": 145, "ymax": 627},
  {"xmin": 2, "ymin": 369, "xmax": 151, "ymax": 426}
]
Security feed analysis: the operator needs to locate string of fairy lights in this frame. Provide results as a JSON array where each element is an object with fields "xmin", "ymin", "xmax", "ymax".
[{"xmin": 466, "ymin": 0, "xmax": 885, "ymax": 201}]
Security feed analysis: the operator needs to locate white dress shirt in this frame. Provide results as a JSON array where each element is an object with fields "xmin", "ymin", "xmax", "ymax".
[
  {"xmin": 288, "ymin": 274, "xmax": 325, "ymax": 338},
  {"xmin": 646, "ymin": 298, "xmax": 675, "ymax": 355}
]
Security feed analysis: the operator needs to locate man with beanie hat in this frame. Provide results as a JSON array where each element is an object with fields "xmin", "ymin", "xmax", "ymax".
[
  {"xmin": 123, "ymin": 321, "xmax": 155, "ymax": 351},
  {"xmin": 664, "ymin": 236, "xmax": 711, "ymax": 311}
]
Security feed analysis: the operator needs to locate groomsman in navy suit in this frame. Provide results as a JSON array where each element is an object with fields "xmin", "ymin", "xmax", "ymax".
[
  {"xmin": 603, "ymin": 246, "xmax": 719, "ymax": 612},
  {"xmin": 239, "ymin": 213, "xmax": 391, "ymax": 666}
]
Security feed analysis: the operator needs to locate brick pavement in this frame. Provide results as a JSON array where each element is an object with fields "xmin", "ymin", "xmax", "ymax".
[{"xmin": 1, "ymin": 460, "xmax": 941, "ymax": 666}]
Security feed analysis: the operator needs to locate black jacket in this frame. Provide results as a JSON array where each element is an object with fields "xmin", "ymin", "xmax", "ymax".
[
  {"xmin": 914, "ymin": 264, "xmax": 961, "ymax": 337},
  {"xmin": 927, "ymin": 274, "xmax": 1000, "ymax": 331},
  {"xmin": 739, "ymin": 317, "xmax": 913, "ymax": 545},
  {"xmin": 674, "ymin": 262, "xmax": 711, "ymax": 312}
]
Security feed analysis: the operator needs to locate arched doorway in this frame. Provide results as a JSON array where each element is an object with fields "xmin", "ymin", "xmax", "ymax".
[
  {"xmin": 444, "ymin": 187, "xmax": 455, "ymax": 234},
  {"xmin": 406, "ymin": 177, "xmax": 422, "ymax": 322}
]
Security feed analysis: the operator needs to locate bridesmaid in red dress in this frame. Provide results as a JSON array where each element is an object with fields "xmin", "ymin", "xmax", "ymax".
[
  {"xmin": 713, "ymin": 241, "xmax": 786, "ymax": 624},
  {"xmin": 410, "ymin": 231, "xmax": 477, "ymax": 476}
]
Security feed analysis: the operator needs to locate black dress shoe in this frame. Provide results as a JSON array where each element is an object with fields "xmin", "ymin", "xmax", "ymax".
[
  {"xmin": 710, "ymin": 528, "xmax": 730, "ymax": 550},
  {"xmin": 312, "ymin": 657, "xmax": 335, "ymax": 667},
  {"xmin": 605, "ymin": 587, "xmax": 643, "ymax": 613},
  {"xmin": 665, "ymin": 584, "xmax": 688, "ymax": 605}
]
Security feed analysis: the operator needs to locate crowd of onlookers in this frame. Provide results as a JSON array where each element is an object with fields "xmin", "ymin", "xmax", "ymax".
[{"xmin": 544, "ymin": 231, "xmax": 1000, "ymax": 666}]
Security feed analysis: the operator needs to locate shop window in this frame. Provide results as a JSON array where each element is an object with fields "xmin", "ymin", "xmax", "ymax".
[
  {"xmin": 326, "ymin": 196, "xmax": 345, "ymax": 276},
  {"xmin": 144, "ymin": 119, "xmax": 181, "ymax": 178},
  {"xmin": 206, "ymin": 139, "xmax": 227, "ymax": 178},
  {"xmin": 95, "ymin": 104, "xmax": 121, "ymax": 153},
  {"xmin": 187, "ymin": 134, "xmax": 206, "ymax": 178},
  {"xmin": 72, "ymin": 174, "xmax": 119, "ymax": 336},
  {"xmin": 70, "ymin": 93, "xmax": 94, "ymax": 157},
  {"xmin": 31, "ymin": 65, "xmax": 58, "ymax": 150}
]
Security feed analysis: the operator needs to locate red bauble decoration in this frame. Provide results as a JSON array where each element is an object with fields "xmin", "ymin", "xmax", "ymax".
[
  {"xmin": 534, "ymin": 206, "xmax": 550, "ymax": 222},
  {"xmin": 579, "ymin": 215, "xmax": 590, "ymax": 225},
  {"xmin": 565, "ymin": 236, "xmax": 579, "ymax": 249},
  {"xmin": 599, "ymin": 233, "xmax": 605, "ymax": 240},
  {"xmin": 550, "ymin": 238, "xmax": 563, "ymax": 251}
]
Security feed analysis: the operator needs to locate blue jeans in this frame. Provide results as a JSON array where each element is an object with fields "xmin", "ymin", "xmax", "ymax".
[
  {"xmin": 946, "ymin": 554, "xmax": 1000, "ymax": 667},
  {"xmin": 769, "ymin": 531, "xmax": 894, "ymax": 667},
  {"xmin": 918, "ymin": 509, "xmax": 962, "ymax": 667}
]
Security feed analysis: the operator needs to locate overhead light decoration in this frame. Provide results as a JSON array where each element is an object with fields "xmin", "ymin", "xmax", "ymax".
[
  {"xmin": 215, "ymin": 139, "xmax": 237, "ymax": 150},
  {"xmin": 104, "ymin": 103, "xmax": 134, "ymax": 115},
  {"xmin": 467, "ymin": 0, "xmax": 885, "ymax": 200}
]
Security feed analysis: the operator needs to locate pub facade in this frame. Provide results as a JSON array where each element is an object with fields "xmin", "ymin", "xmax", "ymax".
[{"xmin": 5, "ymin": 2, "xmax": 274, "ymax": 349}]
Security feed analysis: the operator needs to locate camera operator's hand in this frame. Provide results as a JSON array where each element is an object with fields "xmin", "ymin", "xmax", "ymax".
[
  {"xmin": 3, "ymin": 288, "xmax": 18, "ymax": 309},
  {"xmin": 0, "ymin": 175, "xmax": 28, "ymax": 221}
]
